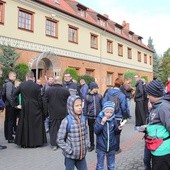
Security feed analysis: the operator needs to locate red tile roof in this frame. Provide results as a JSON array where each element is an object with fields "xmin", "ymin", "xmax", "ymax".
[{"xmin": 36, "ymin": 0, "xmax": 153, "ymax": 52}]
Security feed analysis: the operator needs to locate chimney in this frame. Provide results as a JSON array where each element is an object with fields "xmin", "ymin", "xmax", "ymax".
[{"xmin": 122, "ymin": 20, "xmax": 129, "ymax": 30}]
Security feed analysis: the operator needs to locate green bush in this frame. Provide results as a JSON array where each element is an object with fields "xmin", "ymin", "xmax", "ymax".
[
  {"xmin": 63, "ymin": 68, "xmax": 78, "ymax": 81},
  {"xmin": 78, "ymin": 74, "xmax": 95, "ymax": 86},
  {"xmin": 14, "ymin": 63, "xmax": 29, "ymax": 82},
  {"xmin": 141, "ymin": 76, "xmax": 148, "ymax": 82},
  {"xmin": 124, "ymin": 70, "xmax": 137, "ymax": 87},
  {"xmin": 0, "ymin": 66, "xmax": 13, "ymax": 86}
]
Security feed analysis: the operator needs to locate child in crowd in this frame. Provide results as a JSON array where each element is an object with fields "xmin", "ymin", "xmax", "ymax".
[
  {"xmin": 94, "ymin": 101, "xmax": 123, "ymax": 170},
  {"xmin": 57, "ymin": 95, "xmax": 88, "ymax": 170},
  {"xmin": 83, "ymin": 82, "xmax": 102, "ymax": 152}
]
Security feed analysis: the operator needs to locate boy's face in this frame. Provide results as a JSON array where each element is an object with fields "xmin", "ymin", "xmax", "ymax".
[
  {"xmin": 104, "ymin": 109, "xmax": 114, "ymax": 119},
  {"xmin": 74, "ymin": 99, "xmax": 82, "ymax": 115},
  {"xmin": 91, "ymin": 88, "xmax": 98, "ymax": 93}
]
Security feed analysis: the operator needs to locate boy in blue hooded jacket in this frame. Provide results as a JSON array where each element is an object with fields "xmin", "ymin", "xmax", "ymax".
[{"xmin": 94, "ymin": 101, "xmax": 122, "ymax": 170}]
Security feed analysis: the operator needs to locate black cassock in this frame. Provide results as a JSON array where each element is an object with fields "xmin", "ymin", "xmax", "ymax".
[{"xmin": 14, "ymin": 80, "xmax": 47, "ymax": 147}]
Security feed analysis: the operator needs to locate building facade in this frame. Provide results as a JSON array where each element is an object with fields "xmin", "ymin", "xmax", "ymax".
[{"xmin": 0, "ymin": 0, "xmax": 153, "ymax": 93}]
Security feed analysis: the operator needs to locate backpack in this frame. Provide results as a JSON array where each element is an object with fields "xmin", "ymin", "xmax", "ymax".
[
  {"xmin": 66, "ymin": 114, "xmax": 86, "ymax": 133},
  {"xmin": 108, "ymin": 92, "xmax": 121, "ymax": 113}
]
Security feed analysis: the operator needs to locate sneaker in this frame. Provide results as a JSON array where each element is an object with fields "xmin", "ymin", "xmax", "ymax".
[
  {"xmin": 8, "ymin": 139, "xmax": 15, "ymax": 143},
  {"xmin": 0, "ymin": 145, "xmax": 7, "ymax": 150},
  {"xmin": 115, "ymin": 149, "xmax": 122, "ymax": 155},
  {"xmin": 88, "ymin": 146, "xmax": 94, "ymax": 152}
]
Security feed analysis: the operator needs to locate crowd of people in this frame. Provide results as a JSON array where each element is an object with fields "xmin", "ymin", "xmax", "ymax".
[{"xmin": 0, "ymin": 70, "xmax": 170, "ymax": 170}]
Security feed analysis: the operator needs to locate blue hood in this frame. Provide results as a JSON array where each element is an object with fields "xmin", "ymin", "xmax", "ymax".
[{"xmin": 107, "ymin": 87, "xmax": 121, "ymax": 96}]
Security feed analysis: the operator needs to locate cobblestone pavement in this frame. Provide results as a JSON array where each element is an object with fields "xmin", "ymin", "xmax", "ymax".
[{"xmin": 0, "ymin": 102, "xmax": 145, "ymax": 170}]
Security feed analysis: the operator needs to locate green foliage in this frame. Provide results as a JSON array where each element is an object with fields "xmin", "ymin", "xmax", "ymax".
[
  {"xmin": 159, "ymin": 48, "xmax": 170, "ymax": 84},
  {"xmin": 0, "ymin": 66, "xmax": 13, "ymax": 87},
  {"xmin": 78, "ymin": 74, "xmax": 95, "ymax": 86},
  {"xmin": 147, "ymin": 37, "xmax": 160, "ymax": 79},
  {"xmin": 14, "ymin": 63, "xmax": 29, "ymax": 82},
  {"xmin": 124, "ymin": 70, "xmax": 137, "ymax": 87},
  {"xmin": 0, "ymin": 45, "xmax": 19, "ymax": 68},
  {"xmin": 141, "ymin": 76, "xmax": 148, "ymax": 82},
  {"xmin": 63, "ymin": 68, "xmax": 78, "ymax": 80},
  {"xmin": 0, "ymin": 45, "xmax": 20, "ymax": 86}
]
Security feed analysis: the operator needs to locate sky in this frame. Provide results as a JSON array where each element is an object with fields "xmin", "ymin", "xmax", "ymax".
[{"xmin": 78, "ymin": 0, "xmax": 170, "ymax": 55}]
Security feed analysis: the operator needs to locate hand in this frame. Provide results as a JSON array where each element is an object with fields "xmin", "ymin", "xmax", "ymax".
[
  {"xmin": 16, "ymin": 105, "xmax": 22, "ymax": 109},
  {"xmin": 101, "ymin": 116, "xmax": 107, "ymax": 125},
  {"xmin": 118, "ymin": 125, "xmax": 123, "ymax": 130}
]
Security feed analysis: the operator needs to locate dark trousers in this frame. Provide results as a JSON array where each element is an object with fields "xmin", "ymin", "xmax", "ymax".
[
  {"xmin": 135, "ymin": 101, "xmax": 146, "ymax": 126},
  {"xmin": 88, "ymin": 118, "xmax": 95, "ymax": 147},
  {"xmin": 4, "ymin": 105, "xmax": 15, "ymax": 140},
  {"xmin": 152, "ymin": 154, "xmax": 170, "ymax": 170},
  {"xmin": 50, "ymin": 119, "xmax": 62, "ymax": 146},
  {"xmin": 65, "ymin": 157, "xmax": 87, "ymax": 170},
  {"xmin": 143, "ymin": 145, "xmax": 152, "ymax": 170},
  {"xmin": 13, "ymin": 108, "xmax": 20, "ymax": 132},
  {"xmin": 115, "ymin": 120, "xmax": 122, "ymax": 151},
  {"xmin": 96, "ymin": 149, "xmax": 115, "ymax": 170}
]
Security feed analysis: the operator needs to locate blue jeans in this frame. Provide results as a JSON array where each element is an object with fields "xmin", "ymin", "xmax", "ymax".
[
  {"xmin": 143, "ymin": 145, "xmax": 152, "ymax": 170},
  {"xmin": 65, "ymin": 157, "xmax": 87, "ymax": 170},
  {"xmin": 127, "ymin": 98, "xmax": 132, "ymax": 117},
  {"xmin": 96, "ymin": 149, "xmax": 115, "ymax": 170}
]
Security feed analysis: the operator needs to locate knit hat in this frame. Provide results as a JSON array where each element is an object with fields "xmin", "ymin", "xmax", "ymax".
[
  {"xmin": 102, "ymin": 101, "xmax": 115, "ymax": 113},
  {"xmin": 89, "ymin": 82, "xmax": 98, "ymax": 90},
  {"xmin": 146, "ymin": 79, "xmax": 164, "ymax": 97}
]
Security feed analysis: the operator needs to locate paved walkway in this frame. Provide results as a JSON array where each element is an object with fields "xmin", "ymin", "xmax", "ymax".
[{"xmin": 0, "ymin": 102, "xmax": 145, "ymax": 170}]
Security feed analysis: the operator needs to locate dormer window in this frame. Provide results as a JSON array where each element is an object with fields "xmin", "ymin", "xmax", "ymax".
[
  {"xmin": 129, "ymin": 31, "xmax": 134, "ymax": 40},
  {"xmin": 77, "ymin": 8, "xmax": 86, "ymax": 18},
  {"xmin": 54, "ymin": 0, "xmax": 60, "ymax": 4},
  {"xmin": 115, "ymin": 27, "xmax": 121, "ymax": 34},
  {"xmin": 97, "ymin": 14, "xmax": 108, "ymax": 27},
  {"xmin": 97, "ymin": 18, "xmax": 106, "ymax": 27},
  {"xmin": 77, "ymin": 4, "xmax": 87, "ymax": 18},
  {"xmin": 115, "ymin": 23, "xmax": 123, "ymax": 35},
  {"xmin": 138, "ymin": 36, "xmax": 143, "ymax": 44}
]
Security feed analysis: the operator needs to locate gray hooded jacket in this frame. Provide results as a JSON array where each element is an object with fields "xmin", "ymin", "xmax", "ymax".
[{"xmin": 57, "ymin": 95, "xmax": 88, "ymax": 160}]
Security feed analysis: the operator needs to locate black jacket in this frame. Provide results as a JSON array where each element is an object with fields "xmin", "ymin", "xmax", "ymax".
[
  {"xmin": 43, "ymin": 84, "xmax": 70, "ymax": 119},
  {"xmin": 134, "ymin": 80, "xmax": 144, "ymax": 102}
]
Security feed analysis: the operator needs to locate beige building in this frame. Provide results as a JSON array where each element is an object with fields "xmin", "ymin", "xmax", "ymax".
[{"xmin": 0, "ymin": 0, "xmax": 153, "ymax": 93}]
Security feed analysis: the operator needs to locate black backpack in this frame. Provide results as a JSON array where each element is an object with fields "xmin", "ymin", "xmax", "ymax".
[{"xmin": 108, "ymin": 92, "xmax": 121, "ymax": 113}]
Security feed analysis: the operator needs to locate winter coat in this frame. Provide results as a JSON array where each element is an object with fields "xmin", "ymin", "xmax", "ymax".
[
  {"xmin": 43, "ymin": 84, "xmax": 70, "ymax": 120},
  {"xmin": 63, "ymin": 80, "xmax": 80, "ymax": 96},
  {"xmin": 146, "ymin": 95, "xmax": 170, "ymax": 156},
  {"xmin": 4, "ymin": 79, "xmax": 15, "ymax": 107},
  {"xmin": 94, "ymin": 111, "xmax": 120, "ymax": 152},
  {"xmin": 102, "ymin": 87, "xmax": 128, "ymax": 119},
  {"xmin": 83, "ymin": 93, "xmax": 102, "ymax": 118},
  {"xmin": 57, "ymin": 95, "xmax": 88, "ymax": 160},
  {"xmin": 80, "ymin": 83, "xmax": 89, "ymax": 100}
]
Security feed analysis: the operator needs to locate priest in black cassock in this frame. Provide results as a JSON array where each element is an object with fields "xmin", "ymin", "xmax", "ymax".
[{"xmin": 14, "ymin": 71, "xmax": 47, "ymax": 148}]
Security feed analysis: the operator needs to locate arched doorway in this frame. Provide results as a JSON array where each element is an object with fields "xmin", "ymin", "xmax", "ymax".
[{"xmin": 29, "ymin": 51, "xmax": 61, "ymax": 82}]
